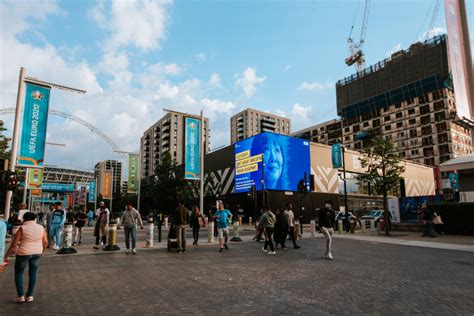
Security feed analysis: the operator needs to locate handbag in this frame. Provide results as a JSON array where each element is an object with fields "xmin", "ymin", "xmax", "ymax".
[{"xmin": 432, "ymin": 214, "xmax": 443, "ymax": 225}]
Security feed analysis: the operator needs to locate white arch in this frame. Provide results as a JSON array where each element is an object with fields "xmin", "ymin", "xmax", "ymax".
[{"xmin": 0, "ymin": 107, "xmax": 122, "ymax": 152}]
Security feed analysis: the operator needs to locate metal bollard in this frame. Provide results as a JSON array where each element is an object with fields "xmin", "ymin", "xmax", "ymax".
[
  {"xmin": 338, "ymin": 220, "xmax": 343, "ymax": 234},
  {"xmin": 208, "ymin": 221, "xmax": 214, "ymax": 243},
  {"xmin": 238, "ymin": 216, "xmax": 243, "ymax": 226},
  {"xmin": 310, "ymin": 220, "xmax": 316, "ymax": 236},
  {"xmin": 164, "ymin": 217, "xmax": 169, "ymax": 229},
  {"xmin": 57, "ymin": 223, "xmax": 77, "ymax": 254},
  {"xmin": 249, "ymin": 217, "xmax": 252, "ymax": 226},
  {"xmin": 103, "ymin": 221, "xmax": 120, "ymax": 251},
  {"xmin": 361, "ymin": 219, "xmax": 366, "ymax": 233},
  {"xmin": 146, "ymin": 219, "xmax": 154, "ymax": 248},
  {"xmin": 370, "ymin": 219, "xmax": 375, "ymax": 232},
  {"xmin": 294, "ymin": 221, "xmax": 300, "ymax": 240},
  {"xmin": 350, "ymin": 220, "xmax": 355, "ymax": 234},
  {"xmin": 158, "ymin": 217, "xmax": 162, "ymax": 243},
  {"xmin": 230, "ymin": 221, "xmax": 242, "ymax": 242}
]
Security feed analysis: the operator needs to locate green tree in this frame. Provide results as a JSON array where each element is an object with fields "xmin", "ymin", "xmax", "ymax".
[
  {"xmin": 356, "ymin": 138, "xmax": 405, "ymax": 236},
  {"xmin": 0, "ymin": 119, "xmax": 10, "ymax": 159}
]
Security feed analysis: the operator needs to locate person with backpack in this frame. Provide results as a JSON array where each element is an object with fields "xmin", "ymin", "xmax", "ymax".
[
  {"xmin": 260, "ymin": 207, "xmax": 276, "ymax": 255},
  {"xmin": 120, "ymin": 202, "xmax": 144, "ymax": 254},
  {"xmin": 49, "ymin": 202, "xmax": 66, "ymax": 250}
]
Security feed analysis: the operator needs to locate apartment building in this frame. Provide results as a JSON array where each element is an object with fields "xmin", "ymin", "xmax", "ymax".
[
  {"xmin": 230, "ymin": 108, "xmax": 291, "ymax": 144},
  {"xmin": 140, "ymin": 110, "xmax": 210, "ymax": 178},
  {"xmin": 335, "ymin": 35, "xmax": 473, "ymax": 166},
  {"xmin": 291, "ymin": 119, "xmax": 343, "ymax": 145}
]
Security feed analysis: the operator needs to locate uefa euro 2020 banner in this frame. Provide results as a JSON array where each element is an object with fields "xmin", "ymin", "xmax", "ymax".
[
  {"xmin": 18, "ymin": 82, "xmax": 51, "ymax": 168},
  {"xmin": 88, "ymin": 180, "xmax": 96, "ymax": 203},
  {"xmin": 184, "ymin": 117, "xmax": 201, "ymax": 180},
  {"xmin": 234, "ymin": 132, "xmax": 310, "ymax": 193},
  {"xmin": 128, "ymin": 153, "xmax": 139, "ymax": 193}
]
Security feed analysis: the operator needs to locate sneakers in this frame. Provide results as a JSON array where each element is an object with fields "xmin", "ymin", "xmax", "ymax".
[
  {"xmin": 15, "ymin": 296, "xmax": 25, "ymax": 303},
  {"xmin": 93, "ymin": 245, "xmax": 99, "ymax": 250},
  {"xmin": 219, "ymin": 248, "xmax": 223, "ymax": 253},
  {"xmin": 26, "ymin": 296, "xmax": 34, "ymax": 303},
  {"xmin": 267, "ymin": 251, "xmax": 276, "ymax": 255},
  {"xmin": 53, "ymin": 245, "xmax": 59, "ymax": 250},
  {"xmin": 131, "ymin": 249, "xmax": 137, "ymax": 254},
  {"xmin": 126, "ymin": 249, "xmax": 130, "ymax": 254},
  {"xmin": 294, "ymin": 245, "xmax": 301, "ymax": 249},
  {"xmin": 261, "ymin": 247, "xmax": 267, "ymax": 253},
  {"xmin": 224, "ymin": 244, "xmax": 229, "ymax": 250},
  {"xmin": 325, "ymin": 252, "xmax": 334, "ymax": 260}
]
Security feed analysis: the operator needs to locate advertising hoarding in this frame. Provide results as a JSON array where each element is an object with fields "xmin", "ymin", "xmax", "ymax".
[
  {"xmin": 27, "ymin": 168, "xmax": 43, "ymax": 189},
  {"xmin": 128, "ymin": 153, "xmax": 139, "ymax": 193},
  {"xmin": 234, "ymin": 132, "xmax": 310, "ymax": 192},
  {"xmin": 100, "ymin": 170, "xmax": 112, "ymax": 199},
  {"xmin": 88, "ymin": 180, "xmax": 96, "ymax": 203},
  {"xmin": 184, "ymin": 117, "xmax": 201, "ymax": 180}
]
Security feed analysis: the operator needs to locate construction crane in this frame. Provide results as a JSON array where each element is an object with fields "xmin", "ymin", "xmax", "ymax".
[
  {"xmin": 345, "ymin": 0, "xmax": 371, "ymax": 72},
  {"xmin": 425, "ymin": 0, "xmax": 441, "ymax": 40}
]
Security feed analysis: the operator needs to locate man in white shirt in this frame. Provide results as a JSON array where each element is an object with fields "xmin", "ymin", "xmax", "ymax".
[
  {"xmin": 17, "ymin": 203, "xmax": 29, "ymax": 222},
  {"xmin": 283, "ymin": 203, "xmax": 300, "ymax": 249}
]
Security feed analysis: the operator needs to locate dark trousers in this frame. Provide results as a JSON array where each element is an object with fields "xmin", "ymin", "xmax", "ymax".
[
  {"xmin": 264, "ymin": 227, "xmax": 275, "ymax": 252},
  {"xmin": 95, "ymin": 235, "xmax": 106, "ymax": 246},
  {"xmin": 124, "ymin": 225, "xmax": 137, "ymax": 249},
  {"xmin": 192, "ymin": 226, "xmax": 200, "ymax": 243},
  {"xmin": 15, "ymin": 255, "xmax": 41, "ymax": 297}
]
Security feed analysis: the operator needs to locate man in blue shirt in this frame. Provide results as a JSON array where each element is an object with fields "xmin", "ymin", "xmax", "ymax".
[
  {"xmin": 50, "ymin": 202, "xmax": 66, "ymax": 250},
  {"xmin": 212, "ymin": 203, "xmax": 232, "ymax": 253}
]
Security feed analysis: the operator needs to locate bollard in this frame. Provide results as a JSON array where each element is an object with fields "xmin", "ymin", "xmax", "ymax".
[
  {"xmin": 230, "ymin": 221, "xmax": 242, "ymax": 242},
  {"xmin": 57, "ymin": 223, "xmax": 77, "ymax": 254},
  {"xmin": 164, "ymin": 217, "xmax": 169, "ymax": 229},
  {"xmin": 361, "ymin": 219, "xmax": 366, "ymax": 233},
  {"xmin": 158, "ymin": 216, "xmax": 162, "ymax": 243},
  {"xmin": 208, "ymin": 221, "xmax": 214, "ymax": 243},
  {"xmin": 370, "ymin": 219, "xmax": 375, "ymax": 232},
  {"xmin": 294, "ymin": 220, "xmax": 300, "ymax": 240},
  {"xmin": 350, "ymin": 220, "xmax": 355, "ymax": 234},
  {"xmin": 338, "ymin": 220, "xmax": 343, "ymax": 234},
  {"xmin": 238, "ymin": 216, "xmax": 243, "ymax": 227},
  {"xmin": 310, "ymin": 220, "xmax": 316, "ymax": 236},
  {"xmin": 103, "ymin": 220, "xmax": 120, "ymax": 251},
  {"xmin": 249, "ymin": 216, "xmax": 252, "ymax": 226},
  {"xmin": 146, "ymin": 219, "xmax": 154, "ymax": 248}
]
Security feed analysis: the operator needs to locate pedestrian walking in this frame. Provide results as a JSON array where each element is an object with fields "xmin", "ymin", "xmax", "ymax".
[
  {"xmin": 17, "ymin": 203, "xmax": 29, "ymax": 222},
  {"xmin": 94, "ymin": 202, "xmax": 109, "ymax": 249},
  {"xmin": 87, "ymin": 209, "xmax": 94, "ymax": 226},
  {"xmin": 49, "ymin": 202, "xmax": 66, "ymax": 250},
  {"xmin": 45, "ymin": 204, "xmax": 54, "ymax": 248},
  {"xmin": 283, "ymin": 203, "xmax": 300, "ymax": 249},
  {"xmin": 432, "ymin": 210, "xmax": 444, "ymax": 235},
  {"xmin": 213, "ymin": 203, "xmax": 232, "ymax": 253},
  {"xmin": 319, "ymin": 200, "xmax": 335, "ymax": 260},
  {"xmin": 73, "ymin": 207, "xmax": 87, "ymax": 246},
  {"xmin": 190, "ymin": 206, "xmax": 204, "ymax": 246},
  {"xmin": 173, "ymin": 201, "xmax": 189, "ymax": 253},
  {"xmin": 4, "ymin": 212, "xmax": 48, "ymax": 303},
  {"xmin": 0, "ymin": 219, "xmax": 6, "ymax": 272},
  {"xmin": 274, "ymin": 209, "xmax": 288, "ymax": 250},
  {"xmin": 259, "ymin": 207, "xmax": 276, "ymax": 255},
  {"xmin": 120, "ymin": 202, "xmax": 144, "ymax": 254},
  {"xmin": 422, "ymin": 204, "xmax": 437, "ymax": 237}
]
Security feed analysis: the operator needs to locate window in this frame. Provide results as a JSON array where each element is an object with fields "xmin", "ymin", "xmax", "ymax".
[
  {"xmin": 420, "ymin": 104, "xmax": 430, "ymax": 114},
  {"xmin": 384, "ymin": 115, "xmax": 391, "ymax": 122},
  {"xmin": 353, "ymin": 125, "xmax": 360, "ymax": 133},
  {"xmin": 355, "ymin": 142, "xmax": 362, "ymax": 149},
  {"xmin": 409, "ymin": 119, "xmax": 416, "ymax": 125},
  {"xmin": 383, "ymin": 106, "xmax": 389, "ymax": 113},
  {"xmin": 396, "ymin": 112, "xmax": 403, "ymax": 119},
  {"xmin": 344, "ymin": 127, "xmax": 350, "ymax": 132},
  {"xmin": 396, "ymin": 122, "xmax": 403, "ymax": 128},
  {"xmin": 422, "ymin": 136, "xmax": 433, "ymax": 146},
  {"xmin": 372, "ymin": 119, "xmax": 380, "ymax": 127},
  {"xmin": 408, "ymin": 109, "xmax": 415, "ymax": 115},
  {"xmin": 409, "ymin": 129, "xmax": 417, "ymax": 138},
  {"xmin": 395, "ymin": 103, "xmax": 402, "ymax": 109},
  {"xmin": 363, "ymin": 122, "xmax": 369, "ymax": 127},
  {"xmin": 411, "ymin": 149, "xmax": 418, "ymax": 156},
  {"xmin": 421, "ymin": 115, "xmax": 431, "ymax": 125},
  {"xmin": 385, "ymin": 125, "xmax": 392, "ymax": 131},
  {"xmin": 434, "ymin": 100, "xmax": 445, "ymax": 111},
  {"xmin": 434, "ymin": 111, "xmax": 446, "ymax": 122},
  {"xmin": 422, "ymin": 126, "xmax": 432, "ymax": 135}
]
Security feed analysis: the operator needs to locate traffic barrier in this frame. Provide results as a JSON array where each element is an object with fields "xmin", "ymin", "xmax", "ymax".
[
  {"xmin": 370, "ymin": 219, "xmax": 375, "ymax": 231},
  {"xmin": 310, "ymin": 220, "xmax": 316, "ymax": 236},
  {"xmin": 57, "ymin": 223, "xmax": 77, "ymax": 254},
  {"xmin": 338, "ymin": 220, "xmax": 343, "ymax": 234},
  {"xmin": 207, "ymin": 221, "xmax": 214, "ymax": 243},
  {"xmin": 146, "ymin": 219, "xmax": 154, "ymax": 248},
  {"xmin": 230, "ymin": 220, "xmax": 242, "ymax": 242},
  {"xmin": 103, "ymin": 220, "xmax": 120, "ymax": 251}
]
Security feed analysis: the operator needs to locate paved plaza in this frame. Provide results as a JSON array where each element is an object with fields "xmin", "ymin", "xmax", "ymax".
[{"xmin": 1, "ymin": 228, "xmax": 474, "ymax": 315}]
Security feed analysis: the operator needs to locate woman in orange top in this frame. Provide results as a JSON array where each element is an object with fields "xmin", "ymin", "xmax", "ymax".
[{"xmin": 4, "ymin": 212, "xmax": 48, "ymax": 303}]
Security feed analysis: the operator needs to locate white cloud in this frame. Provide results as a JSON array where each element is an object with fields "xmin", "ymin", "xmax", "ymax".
[
  {"xmin": 386, "ymin": 43, "xmax": 402, "ymax": 57},
  {"xmin": 235, "ymin": 67, "xmax": 266, "ymax": 97},
  {"xmin": 297, "ymin": 81, "xmax": 333, "ymax": 91},
  {"xmin": 421, "ymin": 27, "xmax": 446, "ymax": 40},
  {"xmin": 90, "ymin": 0, "xmax": 172, "ymax": 51},
  {"xmin": 292, "ymin": 103, "xmax": 312, "ymax": 119},
  {"xmin": 162, "ymin": 63, "xmax": 182, "ymax": 75},
  {"xmin": 209, "ymin": 73, "xmax": 221, "ymax": 87},
  {"xmin": 194, "ymin": 52, "xmax": 206, "ymax": 62},
  {"xmin": 154, "ymin": 83, "xmax": 179, "ymax": 100},
  {"xmin": 283, "ymin": 65, "xmax": 291, "ymax": 72}
]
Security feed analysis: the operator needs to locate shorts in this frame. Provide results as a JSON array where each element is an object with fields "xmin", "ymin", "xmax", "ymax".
[{"xmin": 217, "ymin": 227, "xmax": 229, "ymax": 239}]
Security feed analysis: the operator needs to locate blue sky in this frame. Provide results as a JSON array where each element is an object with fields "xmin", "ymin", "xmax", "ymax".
[{"xmin": 0, "ymin": 0, "xmax": 472, "ymax": 171}]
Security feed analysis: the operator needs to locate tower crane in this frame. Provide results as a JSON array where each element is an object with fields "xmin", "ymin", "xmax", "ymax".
[
  {"xmin": 425, "ymin": 0, "xmax": 441, "ymax": 40},
  {"xmin": 345, "ymin": 0, "xmax": 371, "ymax": 72}
]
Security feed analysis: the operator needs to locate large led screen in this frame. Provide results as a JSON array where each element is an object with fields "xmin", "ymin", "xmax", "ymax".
[{"xmin": 234, "ymin": 132, "xmax": 310, "ymax": 192}]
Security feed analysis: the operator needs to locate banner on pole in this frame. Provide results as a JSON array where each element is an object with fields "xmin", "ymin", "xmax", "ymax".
[
  {"xmin": 79, "ymin": 186, "xmax": 87, "ymax": 205},
  {"xmin": 88, "ymin": 180, "xmax": 96, "ymax": 203},
  {"xmin": 184, "ymin": 117, "xmax": 201, "ymax": 180},
  {"xmin": 101, "ymin": 170, "xmax": 112, "ymax": 199},
  {"xmin": 128, "ymin": 153, "xmax": 139, "ymax": 193},
  {"xmin": 27, "ymin": 168, "xmax": 43, "ymax": 189},
  {"xmin": 18, "ymin": 82, "xmax": 51, "ymax": 168},
  {"xmin": 331, "ymin": 144, "xmax": 342, "ymax": 169}
]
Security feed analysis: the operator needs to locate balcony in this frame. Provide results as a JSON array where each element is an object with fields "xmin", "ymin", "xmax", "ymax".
[{"xmin": 261, "ymin": 121, "xmax": 276, "ymax": 129}]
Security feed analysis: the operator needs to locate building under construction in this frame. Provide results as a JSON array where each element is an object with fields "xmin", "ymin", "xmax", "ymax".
[{"xmin": 335, "ymin": 35, "xmax": 473, "ymax": 166}]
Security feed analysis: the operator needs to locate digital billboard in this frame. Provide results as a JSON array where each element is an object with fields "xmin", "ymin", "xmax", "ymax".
[{"xmin": 234, "ymin": 132, "xmax": 310, "ymax": 192}]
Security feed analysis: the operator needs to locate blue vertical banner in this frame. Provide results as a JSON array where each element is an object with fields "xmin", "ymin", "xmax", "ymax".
[
  {"xmin": 449, "ymin": 173, "xmax": 459, "ymax": 190},
  {"xmin": 331, "ymin": 143, "xmax": 342, "ymax": 169},
  {"xmin": 88, "ymin": 180, "xmax": 96, "ymax": 203},
  {"xmin": 18, "ymin": 82, "xmax": 51, "ymax": 167},
  {"xmin": 184, "ymin": 117, "xmax": 201, "ymax": 180}
]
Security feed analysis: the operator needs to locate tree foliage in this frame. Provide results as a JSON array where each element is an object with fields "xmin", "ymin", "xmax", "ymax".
[
  {"xmin": 0, "ymin": 120, "xmax": 10, "ymax": 159},
  {"xmin": 356, "ymin": 137, "xmax": 405, "ymax": 235}
]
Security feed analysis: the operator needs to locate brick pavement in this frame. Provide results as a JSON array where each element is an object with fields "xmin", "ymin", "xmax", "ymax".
[{"xmin": 1, "ymin": 233, "xmax": 474, "ymax": 315}]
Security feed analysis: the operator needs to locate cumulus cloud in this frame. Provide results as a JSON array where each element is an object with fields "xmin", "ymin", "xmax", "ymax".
[
  {"xmin": 421, "ymin": 27, "xmax": 446, "ymax": 41},
  {"xmin": 235, "ymin": 67, "xmax": 266, "ymax": 97},
  {"xmin": 209, "ymin": 73, "xmax": 221, "ymax": 87},
  {"xmin": 90, "ymin": 0, "xmax": 171, "ymax": 51},
  {"xmin": 297, "ymin": 81, "xmax": 333, "ymax": 91},
  {"xmin": 194, "ymin": 52, "xmax": 206, "ymax": 62}
]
